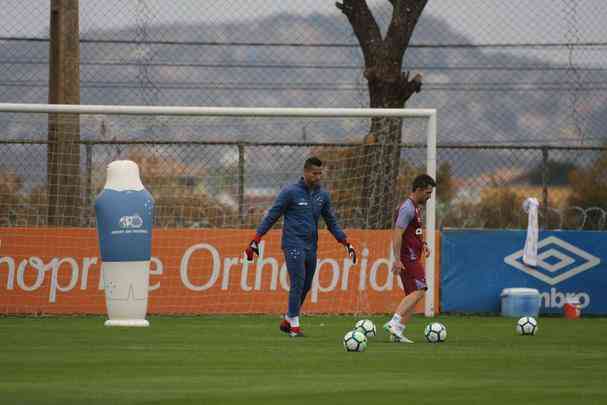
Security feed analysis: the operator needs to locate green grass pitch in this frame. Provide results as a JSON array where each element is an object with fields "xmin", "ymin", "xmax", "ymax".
[{"xmin": 1, "ymin": 315, "xmax": 606, "ymax": 404}]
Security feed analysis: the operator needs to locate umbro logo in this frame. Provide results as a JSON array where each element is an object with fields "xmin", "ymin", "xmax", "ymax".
[
  {"xmin": 504, "ymin": 236, "xmax": 600, "ymax": 285},
  {"xmin": 297, "ymin": 201, "xmax": 308, "ymax": 206}
]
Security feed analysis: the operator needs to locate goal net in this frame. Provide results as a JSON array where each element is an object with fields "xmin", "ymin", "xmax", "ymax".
[{"xmin": 0, "ymin": 103, "xmax": 437, "ymax": 317}]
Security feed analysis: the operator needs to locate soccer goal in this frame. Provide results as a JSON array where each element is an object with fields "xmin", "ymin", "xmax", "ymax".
[{"xmin": 0, "ymin": 103, "xmax": 437, "ymax": 317}]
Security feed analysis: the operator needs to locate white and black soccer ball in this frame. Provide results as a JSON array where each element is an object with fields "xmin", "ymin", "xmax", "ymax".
[
  {"xmin": 354, "ymin": 319, "xmax": 376, "ymax": 338},
  {"xmin": 343, "ymin": 330, "xmax": 368, "ymax": 352},
  {"xmin": 424, "ymin": 322, "xmax": 447, "ymax": 343},
  {"xmin": 516, "ymin": 316, "xmax": 538, "ymax": 336}
]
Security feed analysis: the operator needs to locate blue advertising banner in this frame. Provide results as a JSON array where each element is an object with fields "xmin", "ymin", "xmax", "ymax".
[{"xmin": 441, "ymin": 230, "xmax": 606, "ymax": 314}]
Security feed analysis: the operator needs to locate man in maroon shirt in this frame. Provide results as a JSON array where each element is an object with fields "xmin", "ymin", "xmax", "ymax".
[{"xmin": 383, "ymin": 174, "xmax": 436, "ymax": 343}]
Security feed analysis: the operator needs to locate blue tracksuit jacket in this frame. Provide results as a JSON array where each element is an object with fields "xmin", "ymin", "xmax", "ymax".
[{"xmin": 256, "ymin": 178, "xmax": 346, "ymax": 250}]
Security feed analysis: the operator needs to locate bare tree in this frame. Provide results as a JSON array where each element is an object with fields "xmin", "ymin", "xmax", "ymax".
[{"xmin": 336, "ymin": 0, "xmax": 427, "ymax": 228}]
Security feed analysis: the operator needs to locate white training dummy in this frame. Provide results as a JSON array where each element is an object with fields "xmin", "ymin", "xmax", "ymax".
[
  {"xmin": 522, "ymin": 197, "xmax": 540, "ymax": 268},
  {"xmin": 95, "ymin": 160, "xmax": 154, "ymax": 327}
]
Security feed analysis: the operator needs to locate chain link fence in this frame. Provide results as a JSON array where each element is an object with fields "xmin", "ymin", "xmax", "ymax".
[
  {"xmin": 1, "ymin": 136, "xmax": 605, "ymax": 230},
  {"xmin": 0, "ymin": 1, "xmax": 606, "ymax": 229}
]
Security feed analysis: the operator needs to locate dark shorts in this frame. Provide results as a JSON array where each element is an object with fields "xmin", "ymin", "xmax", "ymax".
[{"xmin": 399, "ymin": 261, "xmax": 427, "ymax": 295}]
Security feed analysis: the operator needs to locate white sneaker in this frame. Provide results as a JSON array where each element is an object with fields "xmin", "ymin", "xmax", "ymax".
[
  {"xmin": 389, "ymin": 333, "xmax": 414, "ymax": 344},
  {"xmin": 383, "ymin": 321, "xmax": 414, "ymax": 343}
]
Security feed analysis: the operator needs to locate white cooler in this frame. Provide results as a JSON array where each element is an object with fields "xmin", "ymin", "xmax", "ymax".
[{"xmin": 500, "ymin": 287, "xmax": 541, "ymax": 317}]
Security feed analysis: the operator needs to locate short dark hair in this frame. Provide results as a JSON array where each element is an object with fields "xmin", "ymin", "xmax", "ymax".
[
  {"xmin": 304, "ymin": 157, "xmax": 323, "ymax": 169},
  {"xmin": 412, "ymin": 174, "xmax": 436, "ymax": 191}
]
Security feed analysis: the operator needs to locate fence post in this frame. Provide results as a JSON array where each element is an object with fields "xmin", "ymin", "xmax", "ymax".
[
  {"xmin": 542, "ymin": 146, "xmax": 549, "ymax": 218},
  {"xmin": 85, "ymin": 142, "xmax": 93, "ymax": 226},
  {"xmin": 238, "ymin": 143, "xmax": 245, "ymax": 226}
]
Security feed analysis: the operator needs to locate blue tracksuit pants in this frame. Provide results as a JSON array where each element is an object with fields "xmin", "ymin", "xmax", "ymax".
[{"xmin": 284, "ymin": 247, "xmax": 317, "ymax": 318}]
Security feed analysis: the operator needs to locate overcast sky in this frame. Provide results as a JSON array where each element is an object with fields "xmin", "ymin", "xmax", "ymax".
[{"xmin": 2, "ymin": 0, "xmax": 606, "ymax": 44}]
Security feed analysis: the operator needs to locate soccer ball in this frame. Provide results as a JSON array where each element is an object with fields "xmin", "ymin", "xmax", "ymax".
[
  {"xmin": 354, "ymin": 319, "xmax": 376, "ymax": 338},
  {"xmin": 424, "ymin": 322, "xmax": 447, "ymax": 343},
  {"xmin": 516, "ymin": 316, "xmax": 538, "ymax": 336},
  {"xmin": 343, "ymin": 330, "xmax": 368, "ymax": 352}
]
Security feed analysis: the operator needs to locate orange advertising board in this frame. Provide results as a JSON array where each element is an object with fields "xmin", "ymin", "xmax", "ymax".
[{"xmin": 0, "ymin": 228, "xmax": 439, "ymax": 315}]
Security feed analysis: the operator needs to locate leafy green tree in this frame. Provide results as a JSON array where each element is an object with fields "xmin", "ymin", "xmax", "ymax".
[
  {"xmin": 521, "ymin": 160, "xmax": 577, "ymax": 186},
  {"xmin": 567, "ymin": 149, "xmax": 607, "ymax": 210},
  {"xmin": 0, "ymin": 171, "xmax": 23, "ymax": 225}
]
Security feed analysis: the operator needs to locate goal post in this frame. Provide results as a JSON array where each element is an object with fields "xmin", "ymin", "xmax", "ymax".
[{"xmin": 0, "ymin": 103, "xmax": 437, "ymax": 317}]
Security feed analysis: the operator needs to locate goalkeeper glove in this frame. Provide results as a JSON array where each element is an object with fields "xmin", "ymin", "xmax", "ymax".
[
  {"xmin": 340, "ymin": 240, "xmax": 357, "ymax": 264},
  {"xmin": 245, "ymin": 235, "xmax": 261, "ymax": 262}
]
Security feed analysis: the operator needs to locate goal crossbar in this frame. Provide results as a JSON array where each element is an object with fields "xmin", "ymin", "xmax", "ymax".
[{"xmin": 0, "ymin": 102, "xmax": 435, "ymax": 119}]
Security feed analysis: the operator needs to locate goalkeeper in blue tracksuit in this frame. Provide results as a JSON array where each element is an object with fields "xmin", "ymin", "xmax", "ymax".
[{"xmin": 245, "ymin": 157, "xmax": 357, "ymax": 337}]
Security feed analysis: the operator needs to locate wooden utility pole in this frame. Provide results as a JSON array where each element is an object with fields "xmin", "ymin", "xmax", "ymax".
[{"xmin": 48, "ymin": 0, "xmax": 81, "ymax": 226}]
